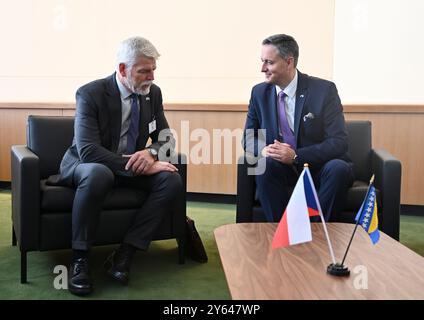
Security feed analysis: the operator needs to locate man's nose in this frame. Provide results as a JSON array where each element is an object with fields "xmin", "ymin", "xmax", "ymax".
[{"xmin": 147, "ymin": 72, "xmax": 154, "ymax": 81}]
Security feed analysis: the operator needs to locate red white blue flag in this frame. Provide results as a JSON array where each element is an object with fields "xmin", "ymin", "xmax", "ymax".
[{"xmin": 272, "ymin": 167, "xmax": 321, "ymax": 249}]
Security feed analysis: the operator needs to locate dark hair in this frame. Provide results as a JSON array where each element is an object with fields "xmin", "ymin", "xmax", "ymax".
[{"xmin": 262, "ymin": 34, "xmax": 299, "ymax": 67}]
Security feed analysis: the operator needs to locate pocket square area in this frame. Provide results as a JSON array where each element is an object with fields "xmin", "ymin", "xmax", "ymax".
[{"xmin": 303, "ymin": 113, "xmax": 315, "ymax": 122}]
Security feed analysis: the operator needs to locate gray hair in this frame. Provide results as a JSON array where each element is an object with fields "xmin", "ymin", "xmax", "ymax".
[
  {"xmin": 116, "ymin": 36, "xmax": 160, "ymax": 70},
  {"xmin": 262, "ymin": 34, "xmax": 299, "ymax": 67}
]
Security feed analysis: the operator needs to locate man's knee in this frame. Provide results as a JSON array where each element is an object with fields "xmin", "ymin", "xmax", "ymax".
[
  {"xmin": 259, "ymin": 157, "xmax": 284, "ymax": 177},
  {"xmin": 322, "ymin": 159, "xmax": 353, "ymax": 184},
  {"xmin": 75, "ymin": 163, "xmax": 114, "ymax": 192},
  {"xmin": 256, "ymin": 157, "xmax": 293, "ymax": 186},
  {"xmin": 156, "ymin": 171, "xmax": 183, "ymax": 193}
]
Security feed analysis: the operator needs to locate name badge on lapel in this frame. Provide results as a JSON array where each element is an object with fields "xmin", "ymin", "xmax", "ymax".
[{"xmin": 149, "ymin": 119, "xmax": 156, "ymax": 134}]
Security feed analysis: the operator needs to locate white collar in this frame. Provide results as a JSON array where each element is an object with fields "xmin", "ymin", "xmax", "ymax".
[
  {"xmin": 115, "ymin": 72, "xmax": 133, "ymax": 100},
  {"xmin": 276, "ymin": 70, "xmax": 298, "ymax": 98}
]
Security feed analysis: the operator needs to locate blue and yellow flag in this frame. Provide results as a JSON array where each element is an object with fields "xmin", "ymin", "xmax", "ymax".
[{"xmin": 355, "ymin": 184, "xmax": 380, "ymax": 244}]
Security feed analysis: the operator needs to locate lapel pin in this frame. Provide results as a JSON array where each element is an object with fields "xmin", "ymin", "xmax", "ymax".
[{"xmin": 300, "ymin": 94, "xmax": 304, "ymax": 98}]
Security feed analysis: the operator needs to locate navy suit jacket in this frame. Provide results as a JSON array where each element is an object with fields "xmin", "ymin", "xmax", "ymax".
[
  {"xmin": 243, "ymin": 71, "xmax": 351, "ymax": 171},
  {"xmin": 57, "ymin": 73, "xmax": 174, "ymax": 185}
]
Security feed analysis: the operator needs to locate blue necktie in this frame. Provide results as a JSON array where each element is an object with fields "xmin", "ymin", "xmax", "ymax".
[
  {"xmin": 126, "ymin": 94, "xmax": 140, "ymax": 154},
  {"xmin": 278, "ymin": 91, "xmax": 296, "ymax": 149}
]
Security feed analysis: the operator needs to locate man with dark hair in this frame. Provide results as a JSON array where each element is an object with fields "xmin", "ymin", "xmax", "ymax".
[
  {"xmin": 58, "ymin": 36, "xmax": 182, "ymax": 296},
  {"xmin": 243, "ymin": 34, "xmax": 354, "ymax": 223}
]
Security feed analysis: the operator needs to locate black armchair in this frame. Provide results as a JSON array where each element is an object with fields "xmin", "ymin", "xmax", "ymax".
[
  {"xmin": 236, "ymin": 120, "xmax": 402, "ymax": 240},
  {"xmin": 11, "ymin": 115, "xmax": 187, "ymax": 283}
]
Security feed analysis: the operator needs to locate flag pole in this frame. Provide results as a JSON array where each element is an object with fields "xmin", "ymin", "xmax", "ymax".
[
  {"xmin": 304, "ymin": 165, "xmax": 336, "ymax": 265},
  {"xmin": 327, "ymin": 174, "xmax": 375, "ymax": 277},
  {"xmin": 340, "ymin": 175, "xmax": 375, "ymax": 266}
]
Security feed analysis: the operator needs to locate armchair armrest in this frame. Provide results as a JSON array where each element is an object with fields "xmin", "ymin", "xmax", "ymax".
[
  {"xmin": 170, "ymin": 153, "xmax": 187, "ymax": 235},
  {"xmin": 173, "ymin": 153, "xmax": 187, "ymax": 195},
  {"xmin": 11, "ymin": 145, "xmax": 41, "ymax": 251},
  {"xmin": 371, "ymin": 148, "xmax": 401, "ymax": 240},
  {"xmin": 236, "ymin": 155, "xmax": 256, "ymax": 223}
]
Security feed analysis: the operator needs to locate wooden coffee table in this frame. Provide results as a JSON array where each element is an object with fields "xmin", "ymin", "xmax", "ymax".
[{"xmin": 214, "ymin": 223, "xmax": 424, "ymax": 299}]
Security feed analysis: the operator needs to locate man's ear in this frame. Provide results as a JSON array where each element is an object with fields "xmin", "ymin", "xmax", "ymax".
[
  {"xmin": 118, "ymin": 63, "xmax": 127, "ymax": 77},
  {"xmin": 287, "ymin": 56, "xmax": 295, "ymax": 68}
]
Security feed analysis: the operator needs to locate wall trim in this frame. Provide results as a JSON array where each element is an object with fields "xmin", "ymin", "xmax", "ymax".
[
  {"xmin": 343, "ymin": 105, "xmax": 424, "ymax": 114},
  {"xmin": 0, "ymin": 102, "xmax": 76, "ymax": 110},
  {"xmin": 1, "ymin": 102, "xmax": 424, "ymax": 113}
]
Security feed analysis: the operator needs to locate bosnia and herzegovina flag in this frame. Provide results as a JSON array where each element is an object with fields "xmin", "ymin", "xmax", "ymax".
[
  {"xmin": 355, "ymin": 184, "xmax": 380, "ymax": 244},
  {"xmin": 272, "ymin": 166, "xmax": 320, "ymax": 249}
]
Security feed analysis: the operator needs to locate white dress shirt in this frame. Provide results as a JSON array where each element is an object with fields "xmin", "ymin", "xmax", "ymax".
[
  {"xmin": 275, "ymin": 70, "xmax": 298, "ymax": 132},
  {"xmin": 115, "ymin": 73, "xmax": 140, "ymax": 155}
]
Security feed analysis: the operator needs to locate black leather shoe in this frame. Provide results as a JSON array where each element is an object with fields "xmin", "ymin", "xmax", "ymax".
[
  {"xmin": 104, "ymin": 248, "xmax": 134, "ymax": 285},
  {"xmin": 68, "ymin": 258, "xmax": 93, "ymax": 296}
]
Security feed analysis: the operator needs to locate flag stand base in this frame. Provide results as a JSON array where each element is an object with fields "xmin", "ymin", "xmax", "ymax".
[{"xmin": 327, "ymin": 263, "xmax": 350, "ymax": 277}]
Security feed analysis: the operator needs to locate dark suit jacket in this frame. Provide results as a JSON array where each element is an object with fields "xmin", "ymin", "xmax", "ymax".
[
  {"xmin": 243, "ymin": 71, "xmax": 351, "ymax": 171},
  {"xmin": 57, "ymin": 73, "xmax": 174, "ymax": 185}
]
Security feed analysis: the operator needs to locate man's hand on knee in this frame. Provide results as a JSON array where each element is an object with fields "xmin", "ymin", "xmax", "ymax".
[
  {"xmin": 143, "ymin": 161, "xmax": 178, "ymax": 176},
  {"xmin": 123, "ymin": 150, "xmax": 155, "ymax": 175}
]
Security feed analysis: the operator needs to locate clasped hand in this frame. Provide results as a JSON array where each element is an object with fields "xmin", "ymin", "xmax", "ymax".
[
  {"xmin": 123, "ymin": 149, "xmax": 178, "ymax": 175},
  {"xmin": 262, "ymin": 140, "xmax": 296, "ymax": 165}
]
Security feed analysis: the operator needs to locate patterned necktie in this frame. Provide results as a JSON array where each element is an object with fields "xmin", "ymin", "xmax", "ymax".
[
  {"xmin": 126, "ymin": 93, "xmax": 140, "ymax": 154},
  {"xmin": 277, "ymin": 91, "xmax": 296, "ymax": 149}
]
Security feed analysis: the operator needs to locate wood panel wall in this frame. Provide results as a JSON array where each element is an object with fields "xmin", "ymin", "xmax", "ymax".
[
  {"xmin": 343, "ymin": 106, "xmax": 424, "ymax": 205},
  {"xmin": 1, "ymin": 103, "xmax": 423, "ymax": 205}
]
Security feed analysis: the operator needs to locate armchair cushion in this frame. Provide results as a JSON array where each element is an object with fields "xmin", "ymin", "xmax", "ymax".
[
  {"xmin": 345, "ymin": 180, "xmax": 381, "ymax": 212},
  {"xmin": 40, "ymin": 180, "xmax": 148, "ymax": 213}
]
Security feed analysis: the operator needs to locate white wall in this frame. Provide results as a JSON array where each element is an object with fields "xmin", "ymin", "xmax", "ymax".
[
  {"xmin": 5, "ymin": 0, "xmax": 422, "ymax": 105},
  {"xmin": 333, "ymin": 0, "xmax": 424, "ymax": 104},
  {"xmin": 0, "ymin": 0, "xmax": 334, "ymax": 103}
]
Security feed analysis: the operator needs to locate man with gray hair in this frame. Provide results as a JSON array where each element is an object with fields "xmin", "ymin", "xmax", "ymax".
[
  {"xmin": 57, "ymin": 36, "xmax": 182, "ymax": 296},
  {"xmin": 243, "ymin": 34, "xmax": 354, "ymax": 223}
]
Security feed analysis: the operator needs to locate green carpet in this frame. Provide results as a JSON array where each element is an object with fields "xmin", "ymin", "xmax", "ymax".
[
  {"xmin": 399, "ymin": 215, "xmax": 424, "ymax": 256},
  {"xmin": 0, "ymin": 190, "xmax": 423, "ymax": 299},
  {"xmin": 0, "ymin": 191, "xmax": 234, "ymax": 300}
]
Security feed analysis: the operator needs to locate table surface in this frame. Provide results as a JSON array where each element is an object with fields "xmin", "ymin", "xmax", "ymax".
[{"xmin": 214, "ymin": 222, "xmax": 424, "ymax": 300}]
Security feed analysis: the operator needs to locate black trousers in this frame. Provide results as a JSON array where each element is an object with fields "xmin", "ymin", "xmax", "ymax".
[{"xmin": 71, "ymin": 163, "xmax": 183, "ymax": 251}]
